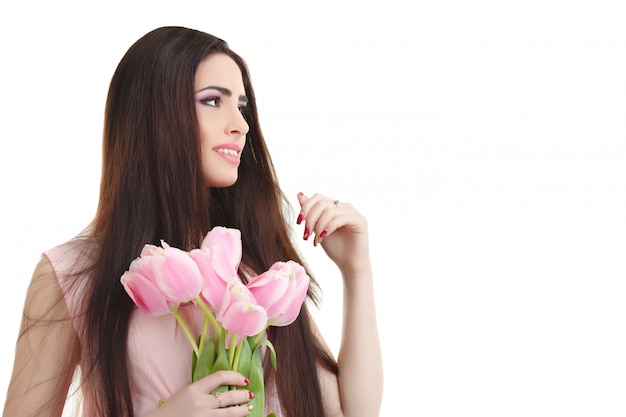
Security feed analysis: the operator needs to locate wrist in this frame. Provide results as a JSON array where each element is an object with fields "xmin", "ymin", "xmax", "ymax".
[{"xmin": 340, "ymin": 262, "xmax": 374, "ymax": 288}]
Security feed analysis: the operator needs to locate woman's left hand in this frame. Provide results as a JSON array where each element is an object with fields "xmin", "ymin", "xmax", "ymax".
[{"xmin": 296, "ymin": 192, "xmax": 370, "ymax": 276}]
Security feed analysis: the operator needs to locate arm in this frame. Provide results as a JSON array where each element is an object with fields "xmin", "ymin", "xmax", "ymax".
[
  {"xmin": 2, "ymin": 256, "xmax": 81, "ymax": 417},
  {"xmin": 3, "ymin": 258, "xmax": 254, "ymax": 417},
  {"xmin": 297, "ymin": 193, "xmax": 384, "ymax": 417}
]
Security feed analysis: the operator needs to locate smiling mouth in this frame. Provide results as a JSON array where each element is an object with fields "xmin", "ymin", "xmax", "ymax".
[{"xmin": 215, "ymin": 148, "xmax": 239, "ymax": 156}]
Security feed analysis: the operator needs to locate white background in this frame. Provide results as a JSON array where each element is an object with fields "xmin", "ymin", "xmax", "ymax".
[{"xmin": 1, "ymin": 1, "xmax": 625, "ymax": 416}]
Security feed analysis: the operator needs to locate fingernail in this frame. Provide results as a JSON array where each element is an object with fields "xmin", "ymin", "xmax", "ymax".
[
  {"xmin": 319, "ymin": 229, "xmax": 328, "ymax": 238},
  {"xmin": 313, "ymin": 235, "xmax": 319, "ymax": 247},
  {"xmin": 297, "ymin": 212, "xmax": 304, "ymax": 225},
  {"xmin": 247, "ymin": 404, "xmax": 254, "ymax": 412},
  {"xmin": 297, "ymin": 192, "xmax": 303, "ymax": 197},
  {"xmin": 303, "ymin": 228, "xmax": 310, "ymax": 240},
  {"xmin": 249, "ymin": 390, "xmax": 254, "ymax": 399},
  {"xmin": 243, "ymin": 377, "xmax": 249, "ymax": 385}
]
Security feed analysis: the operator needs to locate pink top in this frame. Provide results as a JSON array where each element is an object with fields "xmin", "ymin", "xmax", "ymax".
[{"xmin": 45, "ymin": 239, "xmax": 283, "ymax": 417}]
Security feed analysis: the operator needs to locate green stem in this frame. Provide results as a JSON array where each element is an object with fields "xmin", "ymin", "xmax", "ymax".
[
  {"xmin": 194, "ymin": 296, "xmax": 222, "ymax": 335},
  {"xmin": 198, "ymin": 314, "xmax": 209, "ymax": 353},
  {"xmin": 232, "ymin": 338, "xmax": 243, "ymax": 372},
  {"xmin": 172, "ymin": 310, "xmax": 199, "ymax": 357},
  {"xmin": 253, "ymin": 325, "xmax": 269, "ymax": 346},
  {"xmin": 228, "ymin": 333, "xmax": 238, "ymax": 369}
]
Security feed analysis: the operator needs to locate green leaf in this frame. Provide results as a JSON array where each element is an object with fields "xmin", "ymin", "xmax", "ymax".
[
  {"xmin": 236, "ymin": 337, "xmax": 253, "ymax": 376},
  {"xmin": 256, "ymin": 338, "xmax": 277, "ymax": 370},
  {"xmin": 246, "ymin": 347, "xmax": 265, "ymax": 417},
  {"xmin": 192, "ymin": 337, "xmax": 216, "ymax": 382},
  {"xmin": 210, "ymin": 330, "xmax": 230, "ymax": 374}
]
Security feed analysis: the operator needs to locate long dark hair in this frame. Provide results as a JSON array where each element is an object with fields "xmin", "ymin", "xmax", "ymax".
[{"xmin": 83, "ymin": 26, "xmax": 337, "ymax": 416}]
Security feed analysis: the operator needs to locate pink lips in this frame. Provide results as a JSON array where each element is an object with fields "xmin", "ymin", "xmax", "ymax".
[{"xmin": 213, "ymin": 143, "xmax": 241, "ymax": 164}]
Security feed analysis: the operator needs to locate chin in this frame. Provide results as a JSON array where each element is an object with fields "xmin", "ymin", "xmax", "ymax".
[{"xmin": 205, "ymin": 176, "xmax": 239, "ymax": 188}]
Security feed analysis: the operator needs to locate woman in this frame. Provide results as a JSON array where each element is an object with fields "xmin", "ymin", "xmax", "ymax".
[{"xmin": 2, "ymin": 26, "xmax": 383, "ymax": 417}]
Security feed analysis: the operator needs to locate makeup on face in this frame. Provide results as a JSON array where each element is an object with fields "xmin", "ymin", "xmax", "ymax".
[
  {"xmin": 196, "ymin": 85, "xmax": 248, "ymax": 112},
  {"xmin": 194, "ymin": 54, "xmax": 249, "ymax": 188}
]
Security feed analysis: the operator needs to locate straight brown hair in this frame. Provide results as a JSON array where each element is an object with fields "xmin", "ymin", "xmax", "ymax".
[{"xmin": 82, "ymin": 26, "xmax": 337, "ymax": 417}]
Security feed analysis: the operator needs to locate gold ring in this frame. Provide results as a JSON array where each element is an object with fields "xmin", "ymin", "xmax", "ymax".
[{"xmin": 214, "ymin": 392, "xmax": 222, "ymax": 408}]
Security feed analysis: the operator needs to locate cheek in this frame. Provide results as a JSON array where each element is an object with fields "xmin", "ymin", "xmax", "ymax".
[
  {"xmin": 200, "ymin": 139, "xmax": 215, "ymax": 172},
  {"xmin": 198, "ymin": 132, "xmax": 211, "ymax": 173},
  {"xmin": 198, "ymin": 126, "xmax": 213, "ymax": 156}
]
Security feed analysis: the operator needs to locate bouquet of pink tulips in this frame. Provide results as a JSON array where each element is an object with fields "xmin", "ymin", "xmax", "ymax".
[{"xmin": 120, "ymin": 226, "xmax": 310, "ymax": 417}]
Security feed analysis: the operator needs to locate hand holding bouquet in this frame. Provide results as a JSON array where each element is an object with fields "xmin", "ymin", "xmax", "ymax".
[{"xmin": 121, "ymin": 226, "xmax": 310, "ymax": 417}]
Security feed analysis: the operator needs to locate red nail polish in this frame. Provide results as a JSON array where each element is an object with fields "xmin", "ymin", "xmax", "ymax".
[
  {"xmin": 249, "ymin": 391, "xmax": 255, "ymax": 399},
  {"xmin": 297, "ymin": 212, "xmax": 304, "ymax": 225},
  {"xmin": 244, "ymin": 377, "xmax": 250, "ymax": 385},
  {"xmin": 319, "ymin": 229, "xmax": 328, "ymax": 238},
  {"xmin": 303, "ymin": 228, "xmax": 310, "ymax": 240}
]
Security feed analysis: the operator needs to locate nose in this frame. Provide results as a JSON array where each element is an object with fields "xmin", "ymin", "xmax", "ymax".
[{"xmin": 226, "ymin": 108, "xmax": 249, "ymax": 137}]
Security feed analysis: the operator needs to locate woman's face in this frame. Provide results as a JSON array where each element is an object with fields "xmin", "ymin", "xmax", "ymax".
[{"xmin": 194, "ymin": 53, "xmax": 249, "ymax": 187}]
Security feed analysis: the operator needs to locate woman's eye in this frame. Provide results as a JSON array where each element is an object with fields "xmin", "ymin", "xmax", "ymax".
[
  {"xmin": 238, "ymin": 104, "xmax": 248, "ymax": 114},
  {"xmin": 200, "ymin": 97, "xmax": 220, "ymax": 107}
]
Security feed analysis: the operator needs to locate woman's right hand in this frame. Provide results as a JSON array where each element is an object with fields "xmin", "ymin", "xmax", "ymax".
[{"xmin": 145, "ymin": 370, "xmax": 254, "ymax": 417}]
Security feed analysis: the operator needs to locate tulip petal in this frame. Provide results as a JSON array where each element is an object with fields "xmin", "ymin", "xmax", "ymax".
[
  {"xmin": 201, "ymin": 226, "xmax": 242, "ymax": 271},
  {"xmin": 248, "ymin": 268, "xmax": 289, "ymax": 309},
  {"xmin": 191, "ymin": 248, "xmax": 229, "ymax": 311},
  {"xmin": 211, "ymin": 244, "xmax": 238, "ymax": 282},
  {"xmin": 247, "ymin": 260, "xmax": 310, "ymax": 327},
  {"xmin": 221, "ymin": 301, "xmax": 268, "ymax": 339},
  {"xmin": 153, "ymin": 246, "xmax": 203, "ymax": 303},
  {"xmin": 121, "ymin": 271, "xmax": 172, "ymax": 316}
]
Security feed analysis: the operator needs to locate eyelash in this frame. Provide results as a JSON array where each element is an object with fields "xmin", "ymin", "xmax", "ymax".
[
  {"xmin": 199, "ymin": 96, "xmax": 247, "ymax": 113},
  {"xmin": 199, "ymin": 96, "xmax": 220, "ymax": 107}
]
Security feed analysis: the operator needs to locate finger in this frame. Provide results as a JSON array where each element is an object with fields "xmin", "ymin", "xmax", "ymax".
[
  {"xmin": 299, "ymin": 196, "xmax": 334, "ymax": 242},
  {"xmin": 297, "ymin": 193, "xmax": 351, "ymax": 244},
  {"xmin": 297, "ymin": 192, "xmax": 329, "ymax": 215},
  {"xmin": 316, "ymin": 205, "xmax": 358, "ymax": 244},
  {"xmin": 213, "ymin": 388, "xmax": 254, "ymax": 409},
  {"xmin": 313, "ymin": 204, "xmax": 343, "ymax": 238},
  {"xmin": 296, "ymin": 192, "xmax": 308, "ymax": 225},
  {"xmin": 217, "ymin": 403, "xmax": 255, "ymax": 416},
  {"xmin": 296, "ymin": 192, "xmax": 319, "ymax": 226},
  {"xmin": 296, "ymin": 191, "xmax": 309, "ymax": 207},
  {"xmin": 195, "ymin": 370, "xmax": 249, "ymax": 393}
]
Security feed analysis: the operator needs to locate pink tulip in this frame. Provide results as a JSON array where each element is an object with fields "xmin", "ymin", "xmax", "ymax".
[
  {"xmin": 218, "ymin": 282, "xmax": 268, "ymax": 347},
  {"xmin": 200, "ymin": 226, "xmax": 242, "ymax": 278},
  {"xmin": 247, "ymin": 261, "xmax": 310, "ymax": 326},
  {"xmin": 190, "ymin": 247, "xmax": 231, "ymax": 311},
  {"xmin": 140, "ymin": 243, "xmax": 163, "ymax": 257},
  {"xmin": 191, "ymin": 227, "xmax": 242, "ymax": 310},
  {"xmin": 150, "ymin": 241, "xmax": 203, "ymax": 303},
  {"xmin": 121, "ymin": 259, "xmax": 174, "ymax": 316},
  {"xmin": 121, "ymin": 241, "xmax": 203, "ymax": 316}
]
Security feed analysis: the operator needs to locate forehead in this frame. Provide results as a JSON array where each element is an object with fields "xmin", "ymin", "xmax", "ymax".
[{"xmin": 194, "ymin": 53, "xmax": 245, "ymax": 92}]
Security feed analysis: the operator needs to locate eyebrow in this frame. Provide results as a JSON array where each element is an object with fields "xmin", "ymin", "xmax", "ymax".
[{"xmin": 197, "ymin": 85, "xmax": 248, "ymax": 103}]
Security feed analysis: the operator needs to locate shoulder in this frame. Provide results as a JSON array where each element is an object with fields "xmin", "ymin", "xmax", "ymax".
[
  {"xmin": 38, "ymin": 237, "xmax": 99, "ymax": 325},
  {"xmin": 44, "ymin": 236, "xmax": 99, "ymax": 278},
  {"xmin": 23, "ymin": 254, "xmax": 72, "ymax": 324}
]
